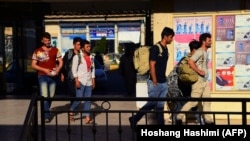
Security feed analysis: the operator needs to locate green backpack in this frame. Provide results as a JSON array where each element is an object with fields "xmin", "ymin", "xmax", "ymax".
[
  {"xmin": 178, "ymin": 52, "xmax": 204, "ymax": 84},
  {"xmin": 133, "ymin": 43, "xmax": 162, "ymax": 75}
]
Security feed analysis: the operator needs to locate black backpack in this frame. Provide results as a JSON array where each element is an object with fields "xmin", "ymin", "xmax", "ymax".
[
  {"xmin": 166, "ymin": 57, "xmax": 185, "ymax": 111},
  {"xmin": 63, "ymin": 49, "xmax": 81, "ymax": 81}
]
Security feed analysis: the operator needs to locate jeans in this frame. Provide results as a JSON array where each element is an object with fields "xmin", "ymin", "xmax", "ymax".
[
  {"xmin": 132, "ymin": 80, "xmax": 168, "ymax": 125},
  {"xmin": 70, "ymin": 84, "xmax": 92, "ymax": 117},
  {"xmin": 170, "ymin": 100, "xmax": 186, "ymax": 121},
  {"xmin": 38, "ymin": 75, "xmax": 57, "ymax": 119}
]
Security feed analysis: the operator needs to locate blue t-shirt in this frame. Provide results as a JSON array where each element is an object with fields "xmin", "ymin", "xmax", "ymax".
[{"xmin": 149, "ymin": 42, "xmax": 169, "ymax": 83}]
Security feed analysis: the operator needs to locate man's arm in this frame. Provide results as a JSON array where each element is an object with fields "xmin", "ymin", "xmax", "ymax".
[
  {"xmin": 71, "ymin": 55, "xmax": 81, "ymax": 88},
  {"xmin": 149, "ymin": 60, "xmax": 157, "ymax": 85},
  {"xmin": 188, "ymin": 59, "xmax": 205, "ymax": 77},
  {"xmin": 31, "ymin": 59, "xmax": 51, "ymax": 75}
]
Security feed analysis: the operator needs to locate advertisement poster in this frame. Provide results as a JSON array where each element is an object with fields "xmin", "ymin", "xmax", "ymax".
[
  {"xmin": 215, "ymin": 41, "xmax": 235, "ymax": 53},
  {"xmin": 89, "ymin": 28, "xmax": 115, "ymax": 40},
  {"xmin": 173, "ymin": 16, "xmax": 213, "ymax": 89},
  {"xmin": 215, "ymin": 15, "xmax": 235, "ymax": 41},
  {"xmin": 215, "ymin": 67, "xmax": 234, "ymax": 90},
  {"xmin": 235, "ymin": 76, "xmax": 250, "ymax": 90},
  {"xmin": 235, "ymin": 15, "xmax": 250, "ymax": 90},
  {"xmin": 215, "ymin": 14, "xmax": 250, "ymax": 91},
  {"xmin": 174, "ymin": 16, "xmax": 212, "ymax": 62},
  {"xmin": 215, "ymin": 53, "xmax": 235, "ymax": 67},
  {"xmin": 235, "ymin": 64, "xmax": 250, "ymax": 90}
]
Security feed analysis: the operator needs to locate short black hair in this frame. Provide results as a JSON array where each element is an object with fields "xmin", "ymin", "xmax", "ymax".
[
  {"xmin": 81, "ymin": 39, "xmax": 90, "ymax": 48},
  {"xmin": 41, "ymin": 32, "xmax": 51, "ymax": 40},
  {"xmin": 73, "ymin": 37, "xmax": 83, "ymax": 44},
  {"xmin": 199, "ymin": 33, "xmax": 211, "ymax": 43},
  {"xmin": 161, "ymin": 27, "xmax": 175, "ymax": 39},
  {"xmin": 189, "ymin": 39, "xmax": 200, "ymax": 52}
]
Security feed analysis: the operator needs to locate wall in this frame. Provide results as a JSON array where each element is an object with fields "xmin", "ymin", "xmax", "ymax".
[
  {"xmin": 153, "ymin": 10, "xmax": 250, "ymax": 120},
  {"xmin": 45, "ymin": 24, "xmax": 61, "ymax": 51}
]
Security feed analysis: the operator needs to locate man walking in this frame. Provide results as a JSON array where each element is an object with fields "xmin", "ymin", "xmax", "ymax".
[
  {"xmin": 176, "ymin": 33, "xmax": 214, "ymax": 125},
  {"xmin": 61, "ymin": 37, "xmax": 83, "ymax": 104},
  {"xmin": 128, "ymin": 27, "xmax": 175, "ymax": 129},
  {"xmin": 69, "ymin": 40, "xmax": 95, "ymax": 124},
  {"xmin": 31, "ymin": 32, "xmax": 63, "ymax": 123}
]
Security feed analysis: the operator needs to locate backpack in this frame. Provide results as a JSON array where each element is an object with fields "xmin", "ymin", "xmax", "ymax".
[
  {"xmin": 178, "ymin": 52, "xmax": 204, "ymax": 84},
  {"xmin": 166, "ymin": 63, "xmax": 183, "ymax": 111},
  {"xmin": 133, "ymin": 43, "xmax": 162, "ymax": 75},
  {"xmin": 63, "ymin": 49, "xmax": 81, "ymax": 81}
]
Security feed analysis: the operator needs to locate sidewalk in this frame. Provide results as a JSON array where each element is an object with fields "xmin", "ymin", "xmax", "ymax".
[{"xmin": 0, "ymin": 96, "xmax": 248, "ymax": 141}]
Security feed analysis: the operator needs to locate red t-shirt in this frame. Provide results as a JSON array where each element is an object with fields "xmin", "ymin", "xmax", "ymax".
[
  {"xmin": 32, "ymin": 47, "xmax": 61, "ymax": 76},
  {"xmin": 84, "ymin": 55, "xmax": 91, "ymax": 72}
]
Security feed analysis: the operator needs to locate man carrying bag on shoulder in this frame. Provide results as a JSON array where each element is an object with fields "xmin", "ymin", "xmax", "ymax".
[{"xmin": 176, "ymin": 33, "xmax": 214, "ymax": 125}]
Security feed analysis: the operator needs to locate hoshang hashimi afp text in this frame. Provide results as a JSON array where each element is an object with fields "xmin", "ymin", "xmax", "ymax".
[{"xmin": 136, "ymin": 125, "xmax": 250, "ymax": 140}]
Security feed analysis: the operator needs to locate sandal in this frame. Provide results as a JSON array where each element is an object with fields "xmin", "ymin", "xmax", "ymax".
[
  {"xmin": 85, "ymin": 116, "xmax": 94, "ymax": 124},
  {"xmin": 69, "ymin": 112, "xmax": 75, "ymax": 122}
]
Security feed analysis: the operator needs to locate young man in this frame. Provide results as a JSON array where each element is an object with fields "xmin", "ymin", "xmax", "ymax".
[
  {"xmin": 61, "ymin": 37, "xmax": 83, "ymax": 103},
  {"xmin": 69, "ymin": 39, "xmax": 95, "ymax": 124},
  {"xmin": 128, "ymin": 27, "xmax": 175, "ymax": 129},
  {"xmin": 118, "ymin": 43, "xmax": 137, "ymax": 97},
  {"xmin": 176, "ymin": 33, "xmax": 214, "ymax": 125},
  {"xmin": 31, "ymin": 32, "xmax": 63, "ymax": 123},
  {"xmin": 169, "ymin": 39, "xmax": 205, "ymax": 125}
]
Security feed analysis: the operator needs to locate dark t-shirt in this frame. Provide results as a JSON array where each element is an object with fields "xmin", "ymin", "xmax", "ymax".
[
  {"xmin": 62, "ymin": 49, "xmax": 78, "ymax": 79},
  {"xmin": 149, "ymin": 42, "xmax": 169, "ymax": 83}
]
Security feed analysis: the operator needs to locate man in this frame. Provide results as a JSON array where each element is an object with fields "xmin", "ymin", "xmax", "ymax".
[
  {"xmin": 61, "ymin": 37, "xmax": 83, "ymax": 104},
  {"xmin": 31, "ymin": 32, "xmax": 63, "ymax": 123},
  {"xmin": 176, "ymin": 33, "xmax": 214, "ymax": 125},
  {"xmin": 169, "ymin": 39, "xmax": 205, "ymax": 125},
  {"xmin": 69, "ymin": 40, "xmax": 95, "ymax": 124},
  {"xmin": 128, "ymin": 27, "xmax": 175, "ymax": 129},
  {"xmin": 118, "ymin": 43, "xmax": 137, "ymax": 97}
]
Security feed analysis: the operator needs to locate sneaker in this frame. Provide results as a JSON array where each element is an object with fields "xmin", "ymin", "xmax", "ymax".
[
  {"xmin": 45, "ymin": 118, "xmax": 51, "ymax": 123},
  {"xmin": 129, "ymin": 117, "xmax": 136, "ymax": 130}
]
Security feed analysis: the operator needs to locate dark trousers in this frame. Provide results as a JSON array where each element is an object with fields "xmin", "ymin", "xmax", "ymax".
[{"xmin": 65, "ymin": 79, "xmax": 76, "ymax": 105}]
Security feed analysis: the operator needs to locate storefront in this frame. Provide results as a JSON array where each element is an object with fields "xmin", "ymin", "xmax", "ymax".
[{"xmin": 45, "ymin": 20, "xmax": 144, "ymax": 56}]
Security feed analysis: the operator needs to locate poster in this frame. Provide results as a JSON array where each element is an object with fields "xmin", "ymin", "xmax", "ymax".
[
  {"xmin": 173, "ymin": 16, "xmax": 213, "ymax": 90},
  {"xmin": 174, "ymin": 16, "xmax": 212, "ymax": 63},
  {"xmin": 215, "ymin": 15, "xmax": 235, "ymax": 41},
  {"xmin": 215, "ymin": 14, "xmax": 250, "ymax": 91},
  {"xmin": 215, "ymin": 53, "xmax": 235, "ymax": 67},
  {"xmin": 89, "ymin": 28, "xmax": 115, "ymax": 40},
  {"xmin": 215, "ymin": 67, "xmax": 234, "ymax": 90}
]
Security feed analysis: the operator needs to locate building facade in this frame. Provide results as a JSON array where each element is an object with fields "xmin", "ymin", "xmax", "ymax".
[{"xmin": 0, "ymin": 0, "xmax": 250, "ymax": 119}]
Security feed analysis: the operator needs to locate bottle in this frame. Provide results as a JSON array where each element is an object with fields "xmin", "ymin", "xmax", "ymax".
[{"xmin": 50, "ymin": 68, "xmax": 56, "ymax": 76}]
